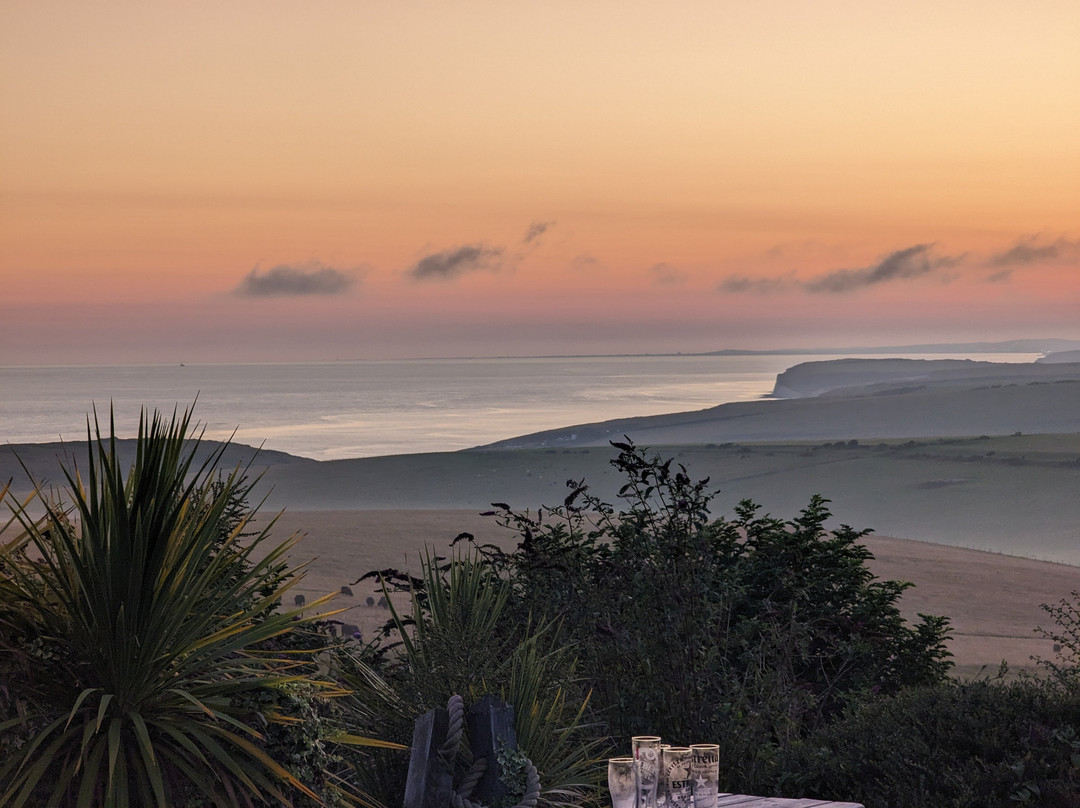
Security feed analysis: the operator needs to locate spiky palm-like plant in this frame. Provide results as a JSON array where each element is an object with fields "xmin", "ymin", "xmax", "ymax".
[
  {"xmin": 343, "ymin": 550, "xmax": 604, "ymax": 808},
  {"xmin": 0, "ymin": 408, "xmax": 339, "ymax": 807}
]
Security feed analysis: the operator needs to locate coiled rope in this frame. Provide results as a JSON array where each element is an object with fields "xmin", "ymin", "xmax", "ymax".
[
  {"xmin": 439, "ymin": 694, "xmax": 466, "ymax": 767},
  {"xmin": 441, "ymin": 695, "xmax": 541, "ymax": 808}
]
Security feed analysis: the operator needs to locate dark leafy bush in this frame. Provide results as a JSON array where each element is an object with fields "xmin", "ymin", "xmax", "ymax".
[
  {"xmin": 786, "ymin": 676, "xmax": 1080, "ymax": 807},
  {"xmin": 459, "ymin": 439, "xmax": 952, "ymax": 789},
  {"xmin": 1035, "ymin": 590, "xmax": 1080, "ymax": 691}
]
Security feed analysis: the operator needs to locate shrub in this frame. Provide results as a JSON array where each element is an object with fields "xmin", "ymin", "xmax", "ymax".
[
  {"xmin": 460, "ymin": 439, "xmax": 952, "ymax": 789},
  {"xmin": 787, "ymin": 677, "xmax": 1080, "ymax": 807},
  {"xmin": 0, "ymin": 408, "xmax": 344, "ymax": 807},
  {"xmin": 1035, "ymin": 590, "xmax": 1080, "ymax": 691}
]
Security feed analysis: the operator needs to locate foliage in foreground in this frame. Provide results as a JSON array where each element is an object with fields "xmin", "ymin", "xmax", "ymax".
[
  {"xmin": 329, "ymin": 439, "xmax": 1080, "ymax": 806},
  {"xmin": 343, "ymin": 549, "xmax": 604, "ymax": 807},
  {"xmin": 452, "ymin": 440, "xmax": 952, "ymax": 788},
  {"xmin": 10, "ymin": 411, "xmax": 1080, "ymax": 808},
  {"xmin": 0, "ymin": 409, "xmax": 362, "ymax": 807},
  {"xmin": 790, "ymin": 674, "xmax": 1080, "ymax": 807}
]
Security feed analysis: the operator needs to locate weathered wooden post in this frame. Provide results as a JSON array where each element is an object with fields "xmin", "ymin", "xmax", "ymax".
[
  {"xmin": 403, "ymin": 705, "xmax": 454, "ymax": 808},
  {"xmin": 403, "ymin": 695, "xmax": 538, "ymax": 808},
  {"xmin": 466, "ymin": 694, "xmax": 518, "ymax": 806}
]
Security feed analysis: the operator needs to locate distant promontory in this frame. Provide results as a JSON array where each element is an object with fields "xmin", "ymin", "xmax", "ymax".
[{"xmin": 478, "ymin": 356, "xmax": 1080, "ymax": 450}]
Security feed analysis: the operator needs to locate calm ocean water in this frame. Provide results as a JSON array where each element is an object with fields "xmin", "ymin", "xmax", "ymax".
[{"xmin": 1, "ymin": 354, "xmax": 1038, "ymax": 460}]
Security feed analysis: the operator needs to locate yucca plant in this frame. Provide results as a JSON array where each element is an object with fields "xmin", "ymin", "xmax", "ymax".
[
  {"xmin": 343, "ymin": 550, "xmax": 604, "ymax": 807},
  {"xmin": 503, "ymin": 624, "xmax": 606, "ymax": 807},
  {"xmin": 0, "ymin": 407, "xmax": 341, "ymax": 807}
]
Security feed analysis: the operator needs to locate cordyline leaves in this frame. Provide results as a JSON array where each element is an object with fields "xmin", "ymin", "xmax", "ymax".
[
  {"xmin": 347, "ymin": 549, "xmax": 604, "ymax": 807},
  {"xmin": 0, "ymin": 407, "xmax": 344, "ymax": 808}
]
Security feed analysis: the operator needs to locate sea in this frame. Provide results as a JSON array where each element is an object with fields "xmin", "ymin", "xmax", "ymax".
[{"xmin": 1, "ymin": 353, "xmax": 1040, "ymax": 460}]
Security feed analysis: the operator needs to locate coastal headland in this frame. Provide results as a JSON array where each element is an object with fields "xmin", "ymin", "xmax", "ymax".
[{"xmin": 4, "ymin": 357, "xmax": 1080, "ymax": 677}]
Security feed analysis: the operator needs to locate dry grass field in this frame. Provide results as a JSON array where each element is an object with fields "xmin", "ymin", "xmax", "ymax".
[{"xmin": 266, "ymin": 507, "xmax": 1080, "ymax": 679}]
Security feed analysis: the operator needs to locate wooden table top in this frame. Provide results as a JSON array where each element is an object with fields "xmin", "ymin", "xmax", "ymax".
[{"xmin": 716, "ymin": 795, "xmax": 863, "ymax": 808}]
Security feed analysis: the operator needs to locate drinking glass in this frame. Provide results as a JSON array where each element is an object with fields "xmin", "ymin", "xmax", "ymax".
[
  {"xmin": 689, "ymin": 743, "xmax": 720, "ymax": 808},
  {"xmin": 631, "ymin": 735, "xmax": 661, "ymax": 808},
  {"xmin": 607, "ymin": 757, "xmax": 637, "ymax": 808},
  {"xmin": 661, "ymin": 746, "xmax": 693, "ymax": 808}
]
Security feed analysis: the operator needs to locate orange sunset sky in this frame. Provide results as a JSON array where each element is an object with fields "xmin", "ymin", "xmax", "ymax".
[{"xmin": 2, "ymin": 1, "xmax": 1078, "ymax": 364}]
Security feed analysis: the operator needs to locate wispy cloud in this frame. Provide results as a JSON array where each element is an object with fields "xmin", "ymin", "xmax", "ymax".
[
  {"xmin": 235, "ymin": 262, "xmax": 355, "ymax": 297},
  {"xmin": 805, "ymin": 244, "xmax": 960, "ymax": 293},
  {"xmin": 987, "ymin": 235, "xmax": 1080, "ymax": 267},
  {"xmin": 718, "ymin": 244, "xmax": 966, "ymax": 296},
  {"xmin": 570, "ymin": 254, "xmax": 602, "ymax": 273},
  {"xmin": 650, "ymin": 262, "xmax": 686, "ymax": 286},
  {"xmin": 409, "ymin": 221, "xmax": 555, "ymax": 281},
  {"xmin": 409, "ymin": 244, "xmax": 504, "ymax": 281},
  {"xmin": 718, "ymin": 272, "xmax": 798, "ymax": 294},
  {"xmin": 523, "ymin": 220, "xmax": 555, "ymax": 245}
]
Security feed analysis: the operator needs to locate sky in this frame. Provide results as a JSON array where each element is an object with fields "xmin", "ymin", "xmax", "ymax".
[{"xmin": 2, "ymin": 1, "xmax": 1078, "ymax": 364}]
